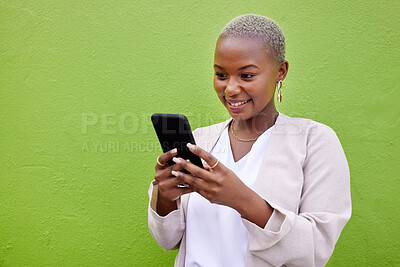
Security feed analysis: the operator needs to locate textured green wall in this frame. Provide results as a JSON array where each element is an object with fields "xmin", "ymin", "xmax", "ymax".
[{"xmin": 1, "ymin": 0, "xmax": 399, "ymax": 266}]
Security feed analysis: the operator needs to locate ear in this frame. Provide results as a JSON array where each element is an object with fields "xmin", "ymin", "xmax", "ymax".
[{"xmin": 276, "ymin": 61, "xmax": 289, "ymax": 82}]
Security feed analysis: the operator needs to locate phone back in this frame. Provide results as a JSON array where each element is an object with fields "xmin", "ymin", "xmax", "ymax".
[{"xmin": 151, "ymin": 113, "xmax": 203, "ymax": 168}]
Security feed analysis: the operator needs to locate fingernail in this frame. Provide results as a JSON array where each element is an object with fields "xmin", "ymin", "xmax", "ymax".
[
  {"xmin": 172, "ymin": 157, "xmax": 181, "ymax": 164},
  {"xmin": 187, "ymin": 143, "xmax": 194, "ymax": 149},
  {"xmin": 171, "ymin": 148, "xmax": 177, "ymax": 154},
  {"xmin": 171, "ymin": 170, "xmax": 179, "ymax": 177}
]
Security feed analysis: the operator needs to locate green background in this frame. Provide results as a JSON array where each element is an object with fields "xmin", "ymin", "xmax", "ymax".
[{"xmin": 1, "ymin": 0, "xmax": 399, "ymax": 266}]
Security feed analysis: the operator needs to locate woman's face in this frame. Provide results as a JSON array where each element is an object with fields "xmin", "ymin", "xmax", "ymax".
[{"xmin": 213, "ymin": 36, "xmax": 282, "ymax": 121}]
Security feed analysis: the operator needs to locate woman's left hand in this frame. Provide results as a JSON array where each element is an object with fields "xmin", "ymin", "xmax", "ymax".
[{"xmin": 171, "ymin": 143, "xmax": 251, "ymax": 212}]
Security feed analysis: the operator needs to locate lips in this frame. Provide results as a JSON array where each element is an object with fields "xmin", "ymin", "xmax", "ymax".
[{"xmin": 227, "ymin": 98, "xmax": 252, "ymax": 107}]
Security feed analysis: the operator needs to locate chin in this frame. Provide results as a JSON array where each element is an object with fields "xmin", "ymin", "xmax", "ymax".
[{"xmin": 227, "ymin": 111, "xmax": 249, "ymax": 121}]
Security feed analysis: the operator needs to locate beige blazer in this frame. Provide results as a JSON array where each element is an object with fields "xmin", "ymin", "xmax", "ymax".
[{"xmin": 148, "ymin": 113, "xmax": 351, "ymax": 267}]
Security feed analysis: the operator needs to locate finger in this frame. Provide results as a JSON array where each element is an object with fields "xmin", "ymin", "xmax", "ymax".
[
  {"xmin": 169, "ymin": 159, "xmax": 190, "ymax": 171},
  {"xmin": 203, "ymin": 163, "xmax": 211, "ymax": 172},
  {"xmin": 155, "ymin": 148, "xmax": 178, "ymax": 170},
  {"xmin": 158, "ymin": 176, "xmax": 184, "ymax": 189},
  {"xmin": 157, "ymin": 173, "xmax": 193, "ymax": 191},
  {"xmin": 170, "ymin": 187, "xmax": 193, "ymax": 201},
  {"xmin": 155, "ymin": 164, "xmax": 181, "ymax": 183},
  {"xmin": 159, "ymin": 181, "xmax": 193, "ymax": 201},
  {"xmin": 186, "ymin": 143, "xmax": 222, "ymax": 171},
  {"xmin": 171, "ymin": 170, "xmax": 209, "ymax": 192},
  {"xmin": 172, "ymin": 173, "xmax": 208, "ymax": 201},
  {"xmin": 169, "ymin": 162, "xmax": 188, "ymax": 172},
  {"xmin": 155, "ymin": 163, "xmax": 188, "ymax": 184},
  {"xmin": 172, "ymin": 157, "xmax": 213, "ymax": 182}
]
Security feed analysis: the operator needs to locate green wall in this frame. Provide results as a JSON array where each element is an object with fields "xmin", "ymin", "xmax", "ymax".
[{"xmin": 1, "ymin": 1, "xmax": 399, "ymax": 266}]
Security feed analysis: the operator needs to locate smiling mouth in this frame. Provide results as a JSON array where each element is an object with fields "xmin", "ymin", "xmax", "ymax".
[{"xmin": 227, "ymin": 99, "xmax": 252, "ymax": 107}]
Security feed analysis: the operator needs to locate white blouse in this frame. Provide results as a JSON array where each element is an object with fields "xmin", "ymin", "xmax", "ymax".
[{"xmin": 185, "ymin": 125, "xmax": 275, "ymax": 267}]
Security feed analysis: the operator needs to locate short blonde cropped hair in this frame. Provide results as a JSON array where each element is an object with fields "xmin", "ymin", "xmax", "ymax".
[{"xmin": 219, "ymin": 14, "xmax": 286, "ymax": 63}]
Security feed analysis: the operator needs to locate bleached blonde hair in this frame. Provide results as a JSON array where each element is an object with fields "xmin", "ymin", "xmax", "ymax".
[{"xmin": 218, "ymin": 14, "xmax": 286, "ymax": 63}]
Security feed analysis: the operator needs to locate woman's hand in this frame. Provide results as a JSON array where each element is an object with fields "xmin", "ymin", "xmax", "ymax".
[
  {"xmin": 171, "ymin": 144, "xmax": 247, "ymax": 209},
  {"xmin": 171, "ymin": 143, "xmax": 273, "ymax": 228},
  {"xmin": 154, "ymin": 148, "xmax": 193, "ymax": 216}
]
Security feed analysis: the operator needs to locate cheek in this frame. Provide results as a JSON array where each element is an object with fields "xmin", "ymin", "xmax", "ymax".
[
  {"xmin": 213, "ymin": 79, "xmax": 225, "ymax": 95},
  {"xmin": 247, "ymin": 81, "xmax": 274, "ymax": 101}
]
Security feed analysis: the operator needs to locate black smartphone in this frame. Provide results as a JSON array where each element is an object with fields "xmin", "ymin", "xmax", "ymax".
[{"xmin": 151, "ymin": 113, "xmax": 203, "ymax": 169}]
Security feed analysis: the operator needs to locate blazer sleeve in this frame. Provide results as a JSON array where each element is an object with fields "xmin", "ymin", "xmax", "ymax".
[
  {"xmin": 147, "ymin": 126, "xmax": 214, "ymax": 252},
  {"xmin": 148, "ymin": 182, "xmax": 186, "ymax": 251},
  {"xmin": 241, "ymin": 124, "xmax": 352, "ymax": 267}
]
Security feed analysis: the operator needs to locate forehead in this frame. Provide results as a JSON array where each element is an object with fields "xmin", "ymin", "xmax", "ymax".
[{"xmin": 214, "ymin": 36, "xmax": 274, "ymax": 65}]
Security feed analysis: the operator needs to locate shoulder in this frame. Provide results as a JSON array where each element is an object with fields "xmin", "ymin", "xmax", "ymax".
[
  {"xmin": 278, "ymin": 114, "xmax": 348, "ymax": 172},
  {"xmin": 276, "ymin": 113, "xmax": 340, "ymax": 145}
]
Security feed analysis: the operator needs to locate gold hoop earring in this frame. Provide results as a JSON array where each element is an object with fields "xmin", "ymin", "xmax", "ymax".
[{"xmin": 277, "ymin": 80, "xmax": 283, "ymax": 103}]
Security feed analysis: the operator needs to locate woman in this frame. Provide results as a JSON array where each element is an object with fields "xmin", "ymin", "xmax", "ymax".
[{"xmin": 148, "ymin": 14, "xmax": 351, "ymax": 267}]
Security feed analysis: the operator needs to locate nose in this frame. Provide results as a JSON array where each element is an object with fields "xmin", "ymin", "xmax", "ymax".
[{"xmin": 224, "ymin": 77, "xmax": 241, "ymax": 97}]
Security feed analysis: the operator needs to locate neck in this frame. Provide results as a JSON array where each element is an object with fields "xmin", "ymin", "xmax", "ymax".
[{"xmin": 235, "ymin": 103, "xmax": 278, "ymax": 136}]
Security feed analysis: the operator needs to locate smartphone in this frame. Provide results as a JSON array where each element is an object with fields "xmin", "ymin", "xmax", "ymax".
[{"xmin": 151, "ymin": 113, "xmax": 203, "ymax": 169}]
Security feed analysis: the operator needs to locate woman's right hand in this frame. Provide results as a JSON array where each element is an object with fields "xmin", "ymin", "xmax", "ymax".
[{"xmin": 154, "ymin": 148, "xmax": 193, "ymax": 216}]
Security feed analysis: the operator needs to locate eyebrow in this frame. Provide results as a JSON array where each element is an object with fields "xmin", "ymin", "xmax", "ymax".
[{"xmin": 214, "ymin": 64, "xmax": 260, "ymax": 70}]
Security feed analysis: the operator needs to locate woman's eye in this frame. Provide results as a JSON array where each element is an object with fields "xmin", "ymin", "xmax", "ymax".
[
  {"xmin": 215, "ymin": 72, "xmax": 227, "ymax": 79},
  {"xmin": 241, "ymin": 73, "xmax": 255, "ymax": 79}
]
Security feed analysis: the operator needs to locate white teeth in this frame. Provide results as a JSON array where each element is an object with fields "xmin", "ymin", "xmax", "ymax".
[{"xmin": 230, "ymin": 99, "xmax": 250, "ymax": 107}]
